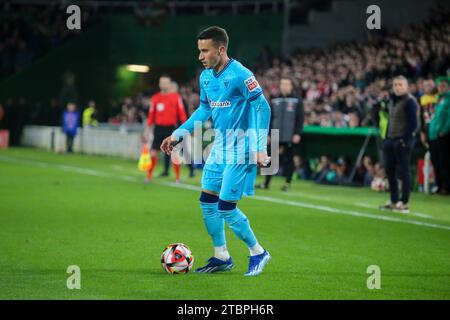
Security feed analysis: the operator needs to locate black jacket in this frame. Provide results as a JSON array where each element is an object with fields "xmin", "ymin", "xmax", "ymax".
[{"xmin": 269, "ymin": 94, "xmax": 304, "ymax": 143}]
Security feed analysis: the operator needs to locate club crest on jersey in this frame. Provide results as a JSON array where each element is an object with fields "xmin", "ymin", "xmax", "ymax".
[{"xmin": 244, "ymin": 76, "xmax": 260, "ymax": 92}]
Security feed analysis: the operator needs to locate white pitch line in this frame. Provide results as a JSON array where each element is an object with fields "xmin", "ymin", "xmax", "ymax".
[
  {"xmin": 163, "ymin": 182, "xmax": 450, "ymax": 232},
  {"xmin": 282, "ymin": 192, "xmax": 332, "ymax": 201},
  {"xmin": 0, "ymin": 155, "xmax": 138, "ymax": 183},
  {"xmin": 281, "ymin": 190, "xmax": 433, "ymax": 218},
  {"xmin": 353, "ymin": 202, "xmax": 433, "ymax": 219},
  {"xmin": 1, "ymin": 155, "xmax": 450, "ymax": 232}
]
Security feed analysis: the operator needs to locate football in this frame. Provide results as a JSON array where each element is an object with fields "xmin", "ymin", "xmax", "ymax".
[{"xmin": 161, "ymin": 243, "xmax": 194, "ymax": 274}]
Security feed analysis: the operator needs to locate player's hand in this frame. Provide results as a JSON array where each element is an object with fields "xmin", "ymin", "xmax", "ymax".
[
  {"xmin": 160, "ymin": 136, "xmax": 178, "ymax": 155},
  {"xmin": 257, "ymin": 151, "xmax": 271, "ymax": 167},
  {"xmin": 292, "ymin": 134, "xmax": 301, "ymax": 144}
]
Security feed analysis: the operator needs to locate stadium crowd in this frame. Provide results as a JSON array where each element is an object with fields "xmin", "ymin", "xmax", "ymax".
[
  {"xmin": 0, "ymin": 2, "xmax": 98, "ymax": 79},
  {"xmin": 168, "ymin": 6, "xmax": 450, "ymax": 131}
]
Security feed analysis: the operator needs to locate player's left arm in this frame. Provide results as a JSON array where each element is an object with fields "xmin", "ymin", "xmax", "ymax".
[
  {"xmin": 239, "ymin": 72, "xmax": 271, "ymax": 165},
  {"xmin": 250, "ymin": 94, "xmax": 271, "ymax": 152}
]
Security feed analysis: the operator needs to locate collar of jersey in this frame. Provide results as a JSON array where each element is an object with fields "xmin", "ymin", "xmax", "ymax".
[{"xmin": 212, "ymin": 58, "xmax": 234, "ymax": 78}]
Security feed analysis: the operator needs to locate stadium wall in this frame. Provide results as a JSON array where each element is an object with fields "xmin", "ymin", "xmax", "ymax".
[
  {"xmin": 21, "ymin": 125, "xmax": 142, "ymax": 159},
  {"xmin": 21, "ymin": 125, "xmax": 381, "ymax": 162}
]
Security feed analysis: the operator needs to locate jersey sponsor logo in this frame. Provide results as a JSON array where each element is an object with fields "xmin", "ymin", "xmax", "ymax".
[
  {"xmin": 209, "ymin": 100, "xmax": 231, "ymax": 108},
  {"xmin": 244, "ymin": 76, "xmax": 260, "ymax": 92},
  {"xmin": 156, "ymin": 103, "xmax": 165, "ymax": 111}
]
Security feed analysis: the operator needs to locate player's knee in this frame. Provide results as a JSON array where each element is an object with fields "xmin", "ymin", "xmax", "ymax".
[
  {"xmin": 218, "ymin": 199, "xmax": 245, "ymax": 224},
  {"xmin": 199, "ymin": 191, "xmax": 219, "ymax": 204},
  {"xmin": 218, "ymin": 199, "xmax": 236, "ymax": 211},
  {"xmin": 199, "ymin": 192, "xmax": 219, "ymax": 218}
]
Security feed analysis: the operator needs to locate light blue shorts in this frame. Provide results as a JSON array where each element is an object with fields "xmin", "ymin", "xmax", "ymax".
[{"xmin": 201, "ymin": 163, "xmax": 257, "ymax": 201}]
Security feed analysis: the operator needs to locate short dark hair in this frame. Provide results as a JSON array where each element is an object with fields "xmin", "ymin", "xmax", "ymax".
[{"xmin": 197, "ymin": 26, "xmax": 229, "ymax": 48}]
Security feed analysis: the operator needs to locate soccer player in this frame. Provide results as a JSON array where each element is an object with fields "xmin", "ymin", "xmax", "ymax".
[
  {"xmin": 161, "ymin": 26, "xmax": 272, "ymax": 276},
  {"xmin": 144, "ymin": 75, "xmax": 187, "ymax": 182}
]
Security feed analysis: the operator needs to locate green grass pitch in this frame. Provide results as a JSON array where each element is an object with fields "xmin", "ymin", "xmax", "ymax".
[{"xmin": 0, "ymin": 147, "xmax": 449, "ymax": 299}]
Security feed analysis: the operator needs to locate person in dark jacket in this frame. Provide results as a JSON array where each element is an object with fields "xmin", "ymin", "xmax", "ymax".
[
  {"xmin": 379, "ymin": 76, "xmax": 419, "ymax": 213},
  {"xmin": 257, "ymin": 77, "xmax": 304, "ymax": 191}
]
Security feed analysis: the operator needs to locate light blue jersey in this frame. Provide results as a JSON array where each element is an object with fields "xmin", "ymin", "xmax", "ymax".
[
  {"xmin": 201, "ymin": 59, "xmax": 265, "ymax": 166},
  {"xmin": 200, "ymin": 58, "xmax": 263, "ymax": 125},
  {"xmin": 173, "ymin": 58, "xmax": 270, "ymax": 200}
]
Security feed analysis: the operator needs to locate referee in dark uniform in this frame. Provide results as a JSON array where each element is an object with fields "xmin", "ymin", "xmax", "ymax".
[
  {"xmin": 257, "ymin": 77, "xmax": 304, "ymax": 192},
  {"xmin": 379, "ymin": 76, "xmax": 419, "ymax": 214}
]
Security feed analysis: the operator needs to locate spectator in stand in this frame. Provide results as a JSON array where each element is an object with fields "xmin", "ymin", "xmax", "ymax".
[
  {"xmin": 331, "ymin": 109, "xmax": 347, "ymax": 128},
  {"xmin": 354, "ymin": 155, "xmax": 375, "ymax": 186},
  {"xmin": 348, "ymin": 112, "xmax": 361, "ymax": 128},
  {"xmin": 311, "ymin": 155, "xmax": 331, "ymax": 183},
  {"xmin": 335, "ymin": 156, "xmax": 351, "ymax": 184}
]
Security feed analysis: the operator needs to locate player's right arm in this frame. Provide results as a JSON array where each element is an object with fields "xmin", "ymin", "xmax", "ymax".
[
  {"xmin": 160, "ymin": 103, "xmax": 211, "ymax": 154},
  {"xmin": 161, "ymin": 79, "xmax": 211, "ymax": 154}
]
